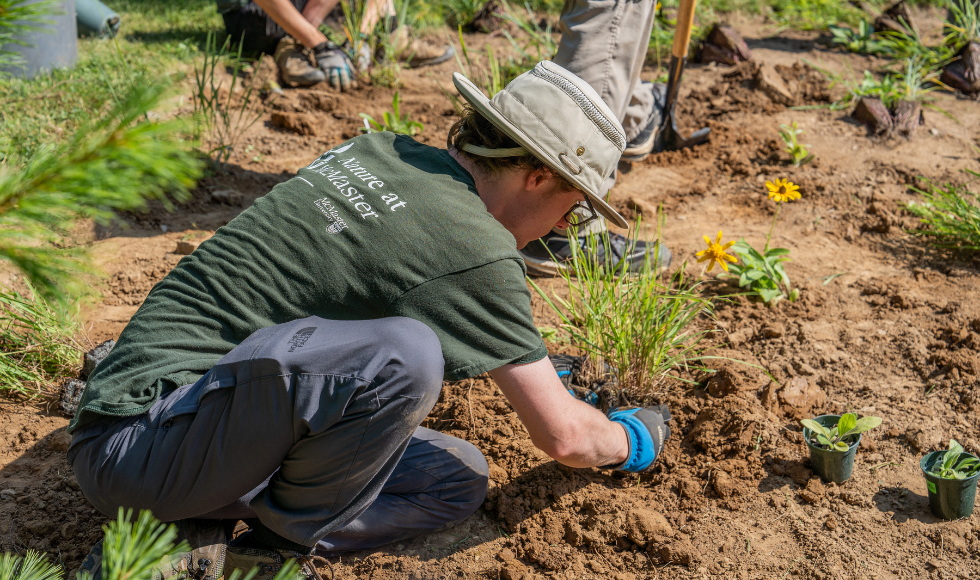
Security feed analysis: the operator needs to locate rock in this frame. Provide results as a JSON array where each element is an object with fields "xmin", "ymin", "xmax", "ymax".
[
  {"xmin": 0, "ymin": 489, "xmax": 16, "ymax": 501},
  {"xmin": 755, "ymin": 63, "xmax": 794, "ymax": 105},
  {"xmin": 712, "ymin": 470, "xmax": 738, "ymax": 498},
  {"xmin": 627, "ymin": 195, "xmax": 658, "ymax": 218},
  {"xmin": 874, "ymin": 1, "xmax": 916, "ymax": 34},
  {"xmin": 210, "ymin": 189, "xmax": 244, "ymax": 206},
  {"xmin": 778, "ymin": 377, "xmax": 826, "ymax": 417},
  {"xmin": 81, "ymin": 339, "xmax": 115, "ymax": 380},
  {"xmin": 906, "ymin": 425, "xmax": 942, "ymax": 453},
  {"xmin": 852, "ymin": 97, "xmax": 893, "ymax": 136},
  {"xmin": 941, "ymin": 41, "xmax": 980, "ymax": 94},
  {"xmin": 49, "ymin": 429, "xmax": 72, "ymax": 453},
  {"xmin": 786, "ymin": 462, "xmax": 812, "ymax": 486},
  {"xmin": 892, "ymin": 99, "xmax": 922, "ymax": 137},
  {"xmin": 706, "ymin": 369, "xmax": 739, "ymax": 398},
  {"xmin": 825, "ymin": 517, "xmax": 837, "ymax": 531},
  {"xmin": 59, "ymin": 378, "xmax": 87, "ymax": 417},
  {"xmin": 626, "ymin": 508, "xmax": 673, "ymax": 546},
  {"xmin": 761, "ymin": 322, "xmax": 785, "ymax": 338},
  {"xmin": 175, "ymin": 241, "xmax": 200, "ymax": 255},
  {"xmin": 653, "ymin": 539, "xmax": 697, "ymax": 566},
  {"xmin": 270, "ymin": 111, "xmax": 319, "ymax": 136},
  {"xmin": 298, "ymin": 91, "xmax": 338, "ymax": 113},
  {"xmin": 699, "ymin": 24, "xmax": 752, "ymax": 65}
]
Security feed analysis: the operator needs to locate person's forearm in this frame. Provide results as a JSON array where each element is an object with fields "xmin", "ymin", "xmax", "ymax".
[
  {"xmin": 301, "ymin": 0, "xmax": 338, "ymax": 28},
  {"xmin": 544, "ymin": 398, "xmax": 630, "ymax": 468},
  {"xmin": 253, "ymin": 0, "xmax": 327, "ymax": 48}
]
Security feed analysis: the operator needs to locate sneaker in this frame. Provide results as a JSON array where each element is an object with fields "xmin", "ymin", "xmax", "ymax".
[
  {"xmin": 76, "ymin": 519, "xmax": 229, "ymax": 580},
  {"xmin": 621, "ymin": 83, "xmax": 667, "ymax": 163},
  {"xmin": 274, "ymin": 37, "xmax": 327, "ymax": 87},
  {"xmin": 390, "ymin": 26, "xmax": 454, "ymax": 68},
  {"xmin": 519, "ymin": 231, "xmax": 672, "ymax": 277},
  {"xmin": 225, "ymin": 537, "xmax": 323, "ymax": 580}
]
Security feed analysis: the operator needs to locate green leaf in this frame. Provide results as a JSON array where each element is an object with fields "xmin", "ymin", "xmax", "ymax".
[
  {"xmin": 849, "ymin": 416, "xmax": 882, "ymax": 435},
  {"xmin": 817, "ymin": 433, "xmax": 832, "ymax": 447},
  {"xmin": 837, "ymin": 413, "xmax": 857, "ymax": 436},
  {"xmin": 765, "ymin": 248, "xmax": 792, "ymax": 257},
  {"xmin": 758, "ymin": 287, "xmax": 783, "ymax": 303},
  {"xmin": 949, "ymin": 439, "xmax": 964, "ymax": 454},
  {"xmin": 801, "ymin": 419, "xmax": 830, "ymax": 439},
  {"xmin": 834, "ymin": 441, "xmax": 849, "ymax": 451},
  {"xmin": 744, "ymin": 270, "xmax": 766, "ymax": 281}
]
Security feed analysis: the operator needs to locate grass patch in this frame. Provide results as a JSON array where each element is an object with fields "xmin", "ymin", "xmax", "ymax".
[
  {"xmin": 529, "ymin": 222, "xmax": 717, "ymax": 397},
  {"xmin": 905, "ymin": 170, "xmax": 980, "ymax": 251},
  {"xmin": 0, "ymin": 284, "xmax": 83, "ymax": 398}
]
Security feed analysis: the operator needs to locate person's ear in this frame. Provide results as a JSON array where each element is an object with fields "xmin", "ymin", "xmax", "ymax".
[{"xmin": 523, "ymin": 167, "xmax": 552, "ymax": 192}]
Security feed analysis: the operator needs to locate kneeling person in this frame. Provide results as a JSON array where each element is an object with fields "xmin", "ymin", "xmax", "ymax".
[{"xmin": 69, "ymin": 61, "xmax": 672, "ymax": 580}]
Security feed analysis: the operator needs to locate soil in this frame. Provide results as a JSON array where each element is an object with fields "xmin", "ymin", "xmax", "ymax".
[{"xmin": 3, "ymin": 10, "xmax": 980, "ymax": 580}]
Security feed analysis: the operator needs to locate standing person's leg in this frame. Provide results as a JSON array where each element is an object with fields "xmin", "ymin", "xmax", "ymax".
[
  {"xmin": 519, "ymin": 0, "xmax": 670, "ymax": 275},
  {"xmin": 70, "ymin": 317, "xmax": 446, "ymax": 561}
]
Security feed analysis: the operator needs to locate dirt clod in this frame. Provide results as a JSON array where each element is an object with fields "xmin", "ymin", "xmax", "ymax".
[
  {"xmin": 852, "ymin": 97, "xmax": 893, "ymax": 136},
  {"xmin": 270, "ymin": 111, "xmax": 320, "ymax": 136},
  {"xmin": 755, "ymin": 63, "xmax": 794, "ymax": 105},
  {"xmin": 626, "ymin": 508, "xmax": 673, "ymax": 546}
]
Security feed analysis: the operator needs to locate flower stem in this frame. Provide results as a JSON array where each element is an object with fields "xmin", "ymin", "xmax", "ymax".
[{"xmin": 764, "ymin": 203, "xmax": 781, "ymax": 253}]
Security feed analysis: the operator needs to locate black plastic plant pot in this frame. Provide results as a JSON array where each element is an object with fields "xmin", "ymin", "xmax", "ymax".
[
  {"xmin": 802, "ymin": 415, "xmax": 861, "ymax": 484},
  {"xmin": 920, "ymin": 451, "xmax": 980, "ymax": 520}
]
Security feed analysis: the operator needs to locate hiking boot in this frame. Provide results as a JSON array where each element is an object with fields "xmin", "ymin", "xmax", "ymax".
[
  {"xmin": 390, "ymin": 26, "xmax": 454, "ymax": 68},
  {"xmin": 519, "ymin": 231, "xmax": 672, "ymax": 277},
  {"xmin": 274, "ymin": 37, "xmax": 327, "ymax": 87},
  {"xmin": 621, "ymin": 82, "xmax": 667, "ymax": 163},
  {"xmin": 225, "ymin": 536, "xmax": 323, "ymax": 580},
  {"xmin": 76, "ymin": 519, "xmax": 229, "ymax": 580}
]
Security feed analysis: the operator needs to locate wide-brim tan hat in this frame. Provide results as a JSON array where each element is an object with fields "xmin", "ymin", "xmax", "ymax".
[{"xmin": 452, "ymin": 61, "xmax": 629, "ymax": 229}]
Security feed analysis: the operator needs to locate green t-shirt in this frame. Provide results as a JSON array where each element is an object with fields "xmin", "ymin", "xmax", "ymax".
[{"xmin": 69, "ymin": 133, "xmax": 547, "ymax": 433}]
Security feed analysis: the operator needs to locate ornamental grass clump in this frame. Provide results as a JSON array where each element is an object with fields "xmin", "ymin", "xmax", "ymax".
[
  {"xmin": 529, "ymin": 220, "xmax": 717, "ymax": 397},
  {"xmin": 904, "ymin": 170, "xmax": 980, "ymax": 251},
  {"xmin": 721, "ymin": 179, "xmax": 801, "ymax": 303}
]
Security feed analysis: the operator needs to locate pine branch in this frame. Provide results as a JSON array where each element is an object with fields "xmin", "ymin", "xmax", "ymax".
[
  {"xmin": 0, "ymin": 79, "xmax": 204, "ymax": 300},
  {"xmin": 0, "ymin": 0, "xmax": 61, "ymax": 69}
]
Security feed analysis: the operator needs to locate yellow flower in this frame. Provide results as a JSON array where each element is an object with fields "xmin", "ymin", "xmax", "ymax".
[
  {"xmin": 766, "ymin": 178, "xmax": 801, "ymax": 203},
  {"xmin": 696, "ymin": 230, "xmax": 737, "ymax": 273}
]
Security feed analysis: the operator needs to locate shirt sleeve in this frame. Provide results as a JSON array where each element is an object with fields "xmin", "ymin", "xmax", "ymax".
[{"xmin": 386, "ymin": 258, "xmax": 548, "ymax": 380}]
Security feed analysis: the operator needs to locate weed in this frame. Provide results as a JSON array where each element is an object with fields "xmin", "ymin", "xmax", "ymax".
[
  {"xmin": 0, "ymin": 283, "xmax": 83, "ymax": 398},
  {"xmin": 904, "ymin": 170, "xmax": 980, "ymax": 250},
  {"xmin": 927, "ymin": 439, "xmax": 980, "ymax": 479},
  {"xmin": 529, "ymin": 218, "xmax": 717, "ymax": 396},
  {"xmin": 946, "ymin": 0, "xmax": 980, "ymax": 47},
  {"xmin": 340, "ymin": 0, "xmax": 370, "ymax": 68},
  {"xmin": 801, "ymin": 413, "xmax": 882, "ymax": 451},
  {"xmin": 192, "ymin": 32, "xmax": 269, "ymax": 169},
  {"xmin": 443, "ymin": 0, "xmax": 485, "ymax": 28},
  {"xmin": 360, "ymin": 91, "xmax": 424, "ymax": 135},
  {"xmin": 722, "ymin": 179, "xmax": 801, "ymax": 303},
  {"xmin": 767, "ymin": 0, "xmax": 864, "ymax": 31},
  {"xmin": 777, "ymin": 121, "xmax": 815, "ymax": 167},
  {"xmin": 809, "ymin": 56, "xmax": 948, "ymax": 113}
]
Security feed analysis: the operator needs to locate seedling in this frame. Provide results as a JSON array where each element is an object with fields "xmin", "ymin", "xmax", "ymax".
[
  {"xmin": 801, "ymin": 413, "xmax": 882, "ymax": 451},
  {"xmin": 777, "ymin": 122, "xmax": 814, "ymax": 167},
  {"xmin": 927, "ymin": 439, "xmax": 980, "ymax": 480},
  {"xmin": 904, "ymin": 170, "xmax": 980, "ymax": 251},
  {"xmin": 359, "ymin": 92, "xmax": 424, "ymax": 136}
]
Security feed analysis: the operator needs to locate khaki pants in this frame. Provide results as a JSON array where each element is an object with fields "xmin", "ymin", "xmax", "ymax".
[{"xmin": 553, "ymin": 0, "xmax": 659, "ymax": 235}]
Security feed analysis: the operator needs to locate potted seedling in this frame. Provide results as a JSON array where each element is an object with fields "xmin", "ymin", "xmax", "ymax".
[
  {"xmin": 920, "ymin": 439, "xmax": 980, "ymax": 520},
  {"xmin": 800, "ymin": 413, "xmax": 882, "ymax": 484}
]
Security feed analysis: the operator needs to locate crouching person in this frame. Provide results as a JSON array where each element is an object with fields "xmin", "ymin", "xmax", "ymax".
[{"xmin": 68, "ymin": 61, "xmax": 672, "ymax": 580}]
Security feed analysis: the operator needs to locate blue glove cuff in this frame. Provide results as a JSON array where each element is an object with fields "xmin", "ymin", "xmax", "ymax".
[{"xmin": 608, "ymin": 408, "xmax": 656, "ymax": 472}]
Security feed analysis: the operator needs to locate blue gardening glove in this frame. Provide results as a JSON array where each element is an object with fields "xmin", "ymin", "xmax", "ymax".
[
  {"xmin": 551, "ymin": 354, "xmax": 600, "ymax": 406},
  {"xmin": 606, "ymin": 404, "xmax": 672, "ymax": 473},
  {"xmin": 313, "ymin": 42, "xmax": 357, "ymax": 91}
]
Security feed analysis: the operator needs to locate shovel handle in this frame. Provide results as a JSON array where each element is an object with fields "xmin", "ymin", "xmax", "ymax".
[{"xmin": 671, "ymin": 0, "xmax": 698, "ymax": 59}]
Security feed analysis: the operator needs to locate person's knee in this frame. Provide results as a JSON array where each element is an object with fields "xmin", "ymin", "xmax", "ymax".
[
  {"xmin": 453, "ymin": 439, "xmax": 490, "ymax": 512},
  {"xmin": 375, "ymin": 317, "xmax": 444, "ymax": 401}
]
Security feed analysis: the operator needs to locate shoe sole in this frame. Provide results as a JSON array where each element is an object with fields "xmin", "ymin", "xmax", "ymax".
[{"xmin": 409, "ymin": 47, "xmax": 455, "ymax": 69}]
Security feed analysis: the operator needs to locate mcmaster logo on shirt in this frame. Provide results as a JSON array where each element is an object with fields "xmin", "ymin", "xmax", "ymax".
[{"xmin": 287, "ymin": 327, "xmax": 317, "ymax": 352}]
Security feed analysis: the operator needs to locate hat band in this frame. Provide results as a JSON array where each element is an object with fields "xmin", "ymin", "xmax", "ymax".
[{"xmin": 461, "ymin": 143, "xmax": 528, "ymax": 158}]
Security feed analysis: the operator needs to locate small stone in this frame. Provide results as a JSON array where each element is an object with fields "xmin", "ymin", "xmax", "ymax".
[
  {"xmin": 81, "ymin": 339, "xmax": 115, "ymax": 380},
  {"xmin": 755, "ymin": 63, "xmax": 794, "ymax": 105},
  {"xmin": 175, "ymin": 241, "xmax": 200, "ymax": 255},
  {"xmin": 210, "ymin": 189, "xmax": 243, "ymax": 206},
  {"xmin": 59, "ymin": 378, "xmax": 87, "ymax": 417},
  {"xmin": 712, "ymin": 470, "xmax": 738, "ymax": 499},
  {"xmin": 499, "ymin": 548, "xmax": 515, "ymax": 562},
  {"xmin": 626, "ymin": 508, "xmax": 673, "ymax": 546},
  {"xmin": 49, "ymin": 429, "xmax": 72, "ymax": 453},
  {"xmin": 825, "ymin": 517, "xmax": 837, "ymax": 531},
  {"xmin": 653, "ymin": 539, "xmax": 696, "ymax": 566},
  {"xmin": 762, "ymin": 323, "xmax": 785, "ymax": 338},
  {"xmin": 0, "ymin": 489, "xmax": 16, "ymax": 501}
]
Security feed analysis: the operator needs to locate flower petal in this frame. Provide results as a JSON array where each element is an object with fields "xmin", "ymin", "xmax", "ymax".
[
  {"xmin": 716, "ymin": 230, "xmax": 724, "ymax": 243},
  {"xmin": 718, "ymin": 260, "xmax": 729, "ymax": 272},
  {"xmin": 696, "ymin": 254, "xmax": 709, "ymax": 262},
  {"xmin": 703, "ymin": 234, "xmax": 712, "ymax": 245},
  {"xmin": 696, "ymin": 250, "xmax": 707, "ymax": 257},
  {"xmin": 722, "ymin": 241, "xmax": 736, "ymax": 250}
]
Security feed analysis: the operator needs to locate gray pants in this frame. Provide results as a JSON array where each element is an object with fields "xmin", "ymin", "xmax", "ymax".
[{"xmin": 69, "ymin": 317, "xmax": 489, "ymax": 553}]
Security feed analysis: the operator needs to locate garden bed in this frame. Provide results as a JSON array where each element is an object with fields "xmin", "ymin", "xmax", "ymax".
[{"xmin": 2, "ymin": 11, "xmax": 980, "ymax": 580}]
